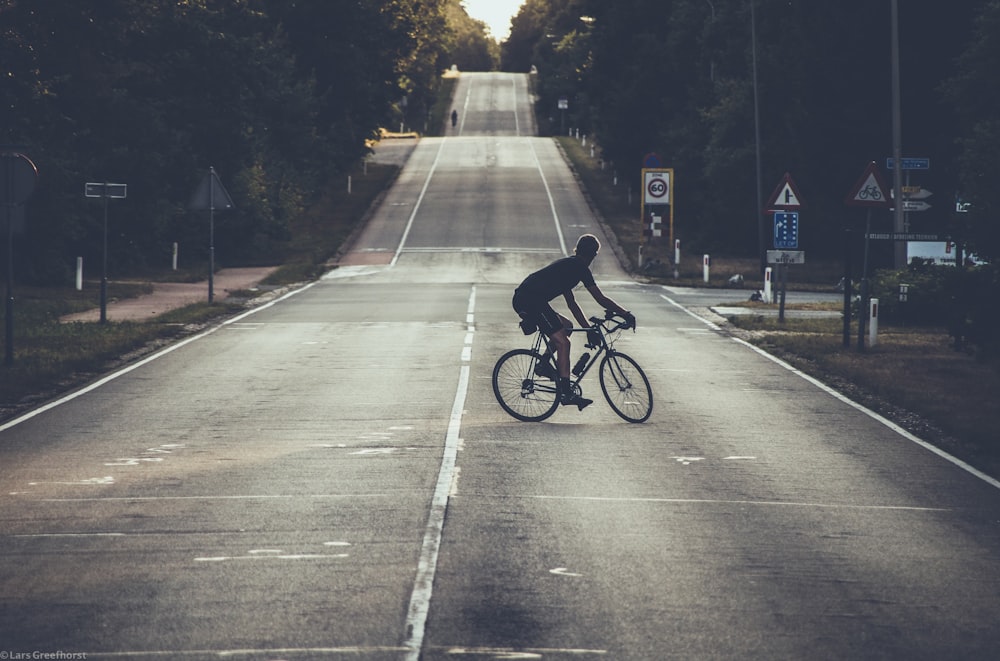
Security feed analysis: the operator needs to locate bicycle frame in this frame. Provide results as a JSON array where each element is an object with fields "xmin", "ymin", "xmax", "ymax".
[{"xmin": 531, "ymin": 313, "xmax": 630, "ymax": 388}]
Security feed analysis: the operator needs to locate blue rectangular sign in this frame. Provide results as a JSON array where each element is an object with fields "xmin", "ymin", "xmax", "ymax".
[
  {"xmin": 886, "ymin": 157, "xmax": 930, "ymax": 170},
  {"xmin": 773, "ymin": 212, "xmax": 799, "ymax": 249}
]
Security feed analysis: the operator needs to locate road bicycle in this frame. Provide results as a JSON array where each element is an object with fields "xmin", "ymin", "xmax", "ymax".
[{"xmin": 492, "ymin": 311, "xmax": 653, "ymax": 423}]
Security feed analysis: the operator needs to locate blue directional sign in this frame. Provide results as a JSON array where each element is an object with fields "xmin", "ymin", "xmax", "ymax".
[
  {"xmin": 773, "ymin": 212, "xmax": 799, "ymax": 249},
  {"xmin": 886, "ymin": 157, "xmax": 930, "ymax": 170}
]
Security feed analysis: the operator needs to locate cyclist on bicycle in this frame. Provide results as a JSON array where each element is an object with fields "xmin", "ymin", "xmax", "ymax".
[{"xmin": 512, "ymin": 234, "xmax": 636, "ymax": 410}]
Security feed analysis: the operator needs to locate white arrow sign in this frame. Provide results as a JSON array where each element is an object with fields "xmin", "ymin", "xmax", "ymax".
[{"xmin": 902, "ymin": 200, "xmax": 931, "ymax": 212}]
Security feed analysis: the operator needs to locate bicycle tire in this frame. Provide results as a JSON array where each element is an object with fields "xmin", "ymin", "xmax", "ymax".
[
  {"xmin": 599, "ymin": 351, "xmax": 653, "ymax": 423},
  {"xmin": 492, "ymin": 349, "xmax": 560, "ymax": 422}
]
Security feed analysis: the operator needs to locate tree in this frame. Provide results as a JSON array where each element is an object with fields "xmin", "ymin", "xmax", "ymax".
[
  {"xmin": 2, "ymin": 0, "xmax": 487, "ymax": 282},
  {"xmin": 444, "ymin": 0, "xmax": 499, "ymax": 71},
  {"xmin": 946, "ymin": 0, "xmax": 1000, "ymax": 263}
]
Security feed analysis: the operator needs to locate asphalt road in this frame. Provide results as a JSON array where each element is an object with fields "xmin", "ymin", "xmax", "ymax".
[{"xmin": 2, "ymin": 72, "xmax": 999, "ymax": 661}]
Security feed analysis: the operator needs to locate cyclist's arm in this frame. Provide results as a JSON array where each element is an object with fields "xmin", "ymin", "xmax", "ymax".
[
  {"xmin": 562, "ymin": 289, "xmax": 590, "ymax": 328},
  {"xmin": 585, "ymin": 283, "xmax": 629, "ymax": 318}
]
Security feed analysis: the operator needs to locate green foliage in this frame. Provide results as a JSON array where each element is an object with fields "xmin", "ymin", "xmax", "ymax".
[
  {"xmin": 444, "ymin": 0, "xmax": 500, "ymax": 70},
  {"xmin": 870, "ymin": 261, "xmax": 1000, "ymax": 364},
  {"xmin": 510, "ymin": 0, "xmax": 982, "ymax": 263},
  {"xmin": 944, "ymin": 0, "xmax": 1000, "ymax": 263},
  {"xmin": 1, "ymin": 0, "xmax": 488, "ymax": 284}
]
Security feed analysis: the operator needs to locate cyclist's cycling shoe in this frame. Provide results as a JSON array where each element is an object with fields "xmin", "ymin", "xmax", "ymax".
[
  {"xmin": 534, "ymin": 361, "xmax": 557, "ymax": 380},
  {"xmin": 560, "ymin": 393, "xmax": 593, "ymax": 410}
]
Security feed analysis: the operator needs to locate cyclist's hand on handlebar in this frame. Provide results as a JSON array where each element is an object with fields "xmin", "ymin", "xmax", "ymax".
[{"xmin": 622, "ymin": 311, "xmax": 636, "ymax": 330}]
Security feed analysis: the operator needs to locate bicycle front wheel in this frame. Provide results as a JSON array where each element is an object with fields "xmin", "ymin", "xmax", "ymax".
[
  {"xmin": 492, "ymin": 349, "xmax": 560, "ymax": 422},
  {"xmin": 599, "ymin": 351, "xmax": 653, "ymax": 423}
]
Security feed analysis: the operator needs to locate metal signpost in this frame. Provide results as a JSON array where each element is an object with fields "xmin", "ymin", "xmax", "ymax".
[
  {"xmin": 844, "ymin": 162, "xmax": 893, "ymax": 350},
  {"xmin": 639, "ymin": 165, "xmax": 674, "ymax": 271},
  {"xmin": 886, "ymin": 156, "xmax": 931, "ymax": 267},
  {"xmin": 189, "ymin": 167, "xmax": 235, "ymax": 303},
  {"xmin": 640, "ymin": 167, "xmax": 673, "ymax": 242},
  {"xmin": 85, "ymin": 182, "xmax": 128, "ymax": 323},
  {"xmin": 765, "ymin": 173, "xmax": 804, "ymax": 322},
  {"xmin": 2, "ymin": 148, "xmax": 38, "ymax": 366}
]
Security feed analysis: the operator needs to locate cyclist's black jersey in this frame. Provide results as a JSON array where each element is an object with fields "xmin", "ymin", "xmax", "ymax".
[{"xmin": 515, "ymin": 256, "xmax": 596, "ymax": 303}]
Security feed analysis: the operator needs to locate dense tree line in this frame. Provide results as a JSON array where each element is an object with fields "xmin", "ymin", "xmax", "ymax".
[
  {"xmin": 504, "ymin": 0, "xmax": 995, "ymax": 264},
  {"xmin": 503, "ymin": 0, "xmax": 998, "ymax": 359},
  {"xmin": 2, "ymin": 0, "xmax": 496, "ymax": 283}
]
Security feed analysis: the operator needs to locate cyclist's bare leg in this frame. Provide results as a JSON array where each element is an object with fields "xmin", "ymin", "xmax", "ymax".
[
  {"xmin": 550, "ymin": 328, "xmax": 571, "ymax": 378},
  {"xmin": 550, "ymin": 327, "xmax": 592, "ymax": 410}
]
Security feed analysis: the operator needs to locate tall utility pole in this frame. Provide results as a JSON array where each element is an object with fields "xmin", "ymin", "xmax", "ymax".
[
  {"xmin": 890, "ymin": 0, "xmax": 905, "ymax": 267},
  {"xmin": 751, "ymin": 0, "xmax": 765, "ymax": 276}
]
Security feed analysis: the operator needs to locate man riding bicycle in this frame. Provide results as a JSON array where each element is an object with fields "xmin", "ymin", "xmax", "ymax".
[{"xmin": 512, "ymin": 234, "xmax": 635, "ymax": 410}]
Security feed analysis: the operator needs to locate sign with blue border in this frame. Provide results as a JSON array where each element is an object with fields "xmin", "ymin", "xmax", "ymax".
[{"xmin": 773, "ymin": 212, "xmax": 799, "ymax": 249}]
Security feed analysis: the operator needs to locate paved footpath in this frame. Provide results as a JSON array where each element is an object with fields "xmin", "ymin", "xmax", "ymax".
[{"xmin": 60, "ymin": 267, "xmax": 279, "ymax": 323}]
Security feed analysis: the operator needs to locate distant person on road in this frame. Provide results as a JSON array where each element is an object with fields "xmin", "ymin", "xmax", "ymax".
[
  {"xmin": 451, "ymin": 109, "xmax": 458, "ymax": 128},
  {"xmin": 512, "ymin": 234, "xmax": 635, "ymax": 410}
]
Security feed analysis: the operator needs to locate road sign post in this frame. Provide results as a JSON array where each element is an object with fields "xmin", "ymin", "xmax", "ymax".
[
  {"xmin": 764, "ymin": 173, "xmax": 804, "ymax": 298},
  {"xmin": 189, "ymin": 167, "xmax": 235, "ymax": 303},
  {"xmin": 640, "ymin": 168, "xmax": 674, "ymax": 249},
  {"xmin": 766, "ymin": 250, "xmax": 805, "ymax": 323},
  {"xmin": 845, "ymin": 162, "xmax": 895, "ymax": 350},
  {"xmin": 86, "ymin": 182, "xmax": 128, "ymax": 323},
  {"xmin": 2, "ymin": 149, "xmax": 38, "ymax": 366}
]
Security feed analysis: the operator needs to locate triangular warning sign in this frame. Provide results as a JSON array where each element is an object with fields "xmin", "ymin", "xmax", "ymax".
[
  {"xmin": 765, "ymin": 172, "xmax": 804, "ymax": 211},
  {"xmin": 189, "ymin": 167, "xmax": 235, "ymax": 211},
  {"xmin": 845, "ymin": 162, "xmax": 891, "ymax": 208}
]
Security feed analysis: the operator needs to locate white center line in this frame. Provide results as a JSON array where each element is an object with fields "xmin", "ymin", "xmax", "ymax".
[{"xmin": 403, "ymin": 286, "xmax": 474, "ymax": 659}]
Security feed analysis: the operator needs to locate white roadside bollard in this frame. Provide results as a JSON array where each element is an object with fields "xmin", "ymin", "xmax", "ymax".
[
  {"xmin": 703, "ymin": 254, "xmax": 710, "ymax": 283},
  {"xmin": 674, "ymin": 239, "xmax": 680, "ymax": 279},
  {"xmin": 868, "ymin": 297, "xmax": 879, "ymax": 347},
  {"xmin": 76, "ymin": 257, "xmax": 83, "ymax": 291},
  {"xmin": 764, "ymin": 267, "xmax": 772, "ymax": 303}
]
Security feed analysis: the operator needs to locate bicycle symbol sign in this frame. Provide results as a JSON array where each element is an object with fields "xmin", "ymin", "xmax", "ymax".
[{"xmin": 845, "ymin": 162, "xmax": 891, "ymax": 209}]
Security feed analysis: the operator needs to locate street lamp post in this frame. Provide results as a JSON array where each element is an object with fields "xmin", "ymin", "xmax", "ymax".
[
  {"xmin": 890, "ymin": 0, "xmax": 905, "ymax": 267},
  {"xmin": 751, "ymin": 0, "xmax": 765, "ymax": 276}
]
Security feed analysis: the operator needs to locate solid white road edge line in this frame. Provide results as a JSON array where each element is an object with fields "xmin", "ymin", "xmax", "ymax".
[{"xmin": 660, "ymin": 292, "xmax": 1000, "ymax": 492}]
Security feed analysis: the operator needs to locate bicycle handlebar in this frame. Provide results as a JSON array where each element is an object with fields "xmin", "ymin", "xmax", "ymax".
[{"xmin": 585, "ymin": 310, "xmax": 635, "ymax": 333}]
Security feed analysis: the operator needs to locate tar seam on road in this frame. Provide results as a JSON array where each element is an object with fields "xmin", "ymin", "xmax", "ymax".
[
  {"xmin": 404, "ymin": 285, "xmax": 474, "ymax": 659},
  {"xmin": 660, "ymin": 290, "xmax": 1000, "ymax": 493}
]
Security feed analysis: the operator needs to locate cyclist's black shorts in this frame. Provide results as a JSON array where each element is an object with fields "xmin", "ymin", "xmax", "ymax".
[{"xmin": 512, "ymin": 290, "xmax": 563, "ymax": 337}]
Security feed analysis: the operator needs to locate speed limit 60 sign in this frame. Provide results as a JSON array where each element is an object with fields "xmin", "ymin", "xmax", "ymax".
[{"xmin": 643, "ymin": 170, "xmax": 671, "ymax": 205}]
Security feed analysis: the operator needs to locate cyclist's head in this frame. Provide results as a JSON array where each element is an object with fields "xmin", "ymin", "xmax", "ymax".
[{"xmin": 575, "ymin": 234, "xmax": 601, "ymax": 262}]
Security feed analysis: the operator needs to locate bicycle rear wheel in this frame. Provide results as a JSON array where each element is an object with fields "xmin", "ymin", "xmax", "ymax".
[
  {"xmin": 599, "ymin": 351, "xmax": 652, "ymax": 423},
  {"xmin": 492, "ymin": 349, "xmax": 560, "ymax": 422}
]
